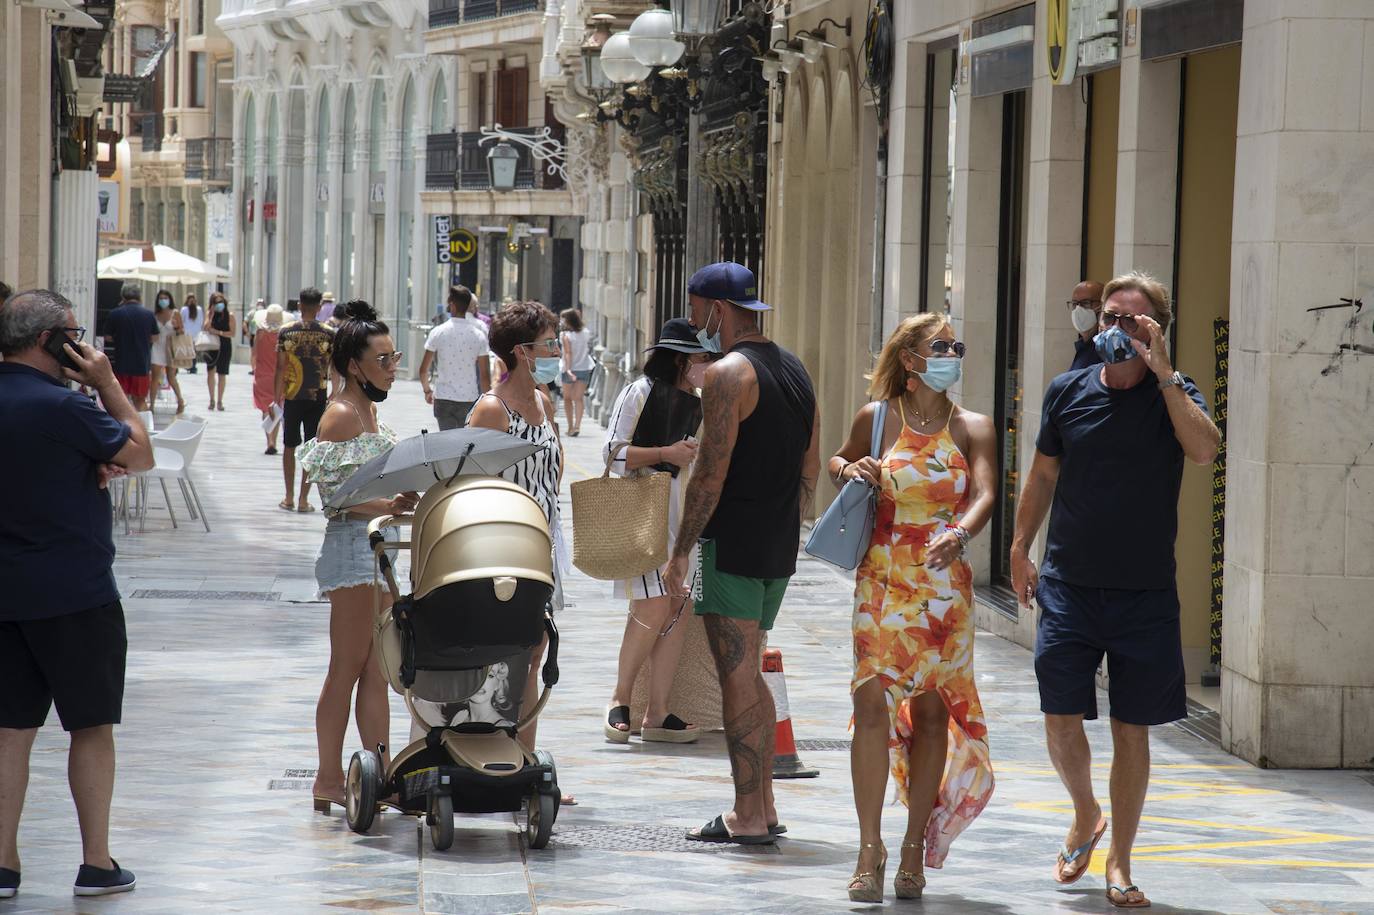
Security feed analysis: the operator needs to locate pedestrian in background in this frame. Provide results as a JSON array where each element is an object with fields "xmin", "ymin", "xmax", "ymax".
[
  {"xmin": 319, "ymin": 291, "xmax": 336, "ymax": 324},
  {"xmin": 253, "ymin": 304, "xmax": 284, "ymax": 454},
  {"xmin": 181, "ymin": 293, "xmax": 202, "ymax": 374},
  {"xmin": 149, "ymin": 291, "xmax": 186, "ymax": 414},
  {"xmin": 0, "ymin": 289, "xmax": 155, "ymax": 900},
  {"xmin": 1011, "ymin": 272, "xmax": 1219, "ymax": 910},
  {"xmin": 203, "ymin": 291, "xmax": 234, "ymax": 411},
  {"xmin": 468, "ymin": 301, "xmax": 570, "ymax": 778},
  {"xmin": 1067, "ymin": 280, "xmax": 1104, "ymax": 371},
  {"xmin": 559, "ymin": 309, "xmax": 594, "ymax": 436},
  {"xmin": 419, "ymin": 284, "xmax": 490, "ymax": 431},
  {"xmin": 664, "ymin": 262, "xmax": 820, "ymax": 847},
  {"xmin": 276, "ymin": 288, "xmax": 334, "ymax": 512},
  {"xmin": 297, "ymin": 300, "xmax": 413, "ymax": 812},
  {"xmin": 102, "ymin": 282, "xmax": 159, "ymax": 412},
  {"xmin": 830, "ymin": 312, "xmax": 998, "ymax": 902},
  {"xmin": 602, "ymin": 318, "xmax": 708, "ymax": 746}
]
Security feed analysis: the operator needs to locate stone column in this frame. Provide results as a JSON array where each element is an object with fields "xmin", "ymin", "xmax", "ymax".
[
  {"xmin": 1221, "ymin": 3, "xmax": 1374, "ymax": 769},
  {"xmin": 251, "ymin": 109, "xmax": 268, "ymax": 306},
  {"xmin": 301, "ymin": 133, "xmax": 318, "ymax": 288},
  {"xmin": 1112, "ymin": 38, "xmax": 1179, "ymax": 281},
  {"xmin": 381, "ymin": 120, "xmax": 402, "ymax": 327},
  {"xmin": 326, "ymin": 123, "xmax": 345, "ymax": 298}
]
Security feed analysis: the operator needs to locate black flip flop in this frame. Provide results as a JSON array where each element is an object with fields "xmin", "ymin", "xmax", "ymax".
[
  {"xmin": 770, "ymin": 824, "xmax": 788, "ymax": 835},
  {"xmin": 686, "ymin": 814, "xmax": 776, "ymax": 846}
]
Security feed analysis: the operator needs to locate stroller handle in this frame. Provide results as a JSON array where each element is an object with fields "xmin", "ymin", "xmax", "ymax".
[{"xmin": 368, "ymin": 514, "xmax": 413, "ymax": 611}]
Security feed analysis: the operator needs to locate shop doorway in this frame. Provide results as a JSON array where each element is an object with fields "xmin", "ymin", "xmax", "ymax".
[
  {"xmin": 1172, "ymin": 45, "xmax": 1240, "ymax": 686},
  {"xmin": 989, "ymin": 89, "xmax": 1030, "ymax": 596}
]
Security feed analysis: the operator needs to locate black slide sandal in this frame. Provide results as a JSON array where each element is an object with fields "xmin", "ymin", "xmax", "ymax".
[{"xmin": 686, "ymin": 814, "xmax": 776, "ymax": 846}]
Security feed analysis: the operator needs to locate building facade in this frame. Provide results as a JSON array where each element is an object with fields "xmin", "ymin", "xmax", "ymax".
[{"xmin": 765, "ymin": 0, "xmax": 1373, "ymax": 768}]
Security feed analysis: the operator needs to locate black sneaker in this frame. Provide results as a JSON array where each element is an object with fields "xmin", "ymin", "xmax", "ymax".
[
  {"xmin": 0, "ymin": 867, "xmax": 18, "ymax": 898},
  {"xmin": 73, "ymin": 860, "xmax": 135, "ymax": 896}
]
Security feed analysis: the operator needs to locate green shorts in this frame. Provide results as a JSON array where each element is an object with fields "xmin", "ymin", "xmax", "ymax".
[{"xmin": 693, "ymin": 540, "xmax": 790, "ymax": 631}]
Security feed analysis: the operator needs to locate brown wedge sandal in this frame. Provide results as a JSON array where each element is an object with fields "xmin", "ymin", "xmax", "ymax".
[
  {"xmin": 894, "ymin": 839, "xmax": 927, "ymax": 899},
  {"xmin": 847, "ymin": 841, "xmax": 887, "ymax": 903}
]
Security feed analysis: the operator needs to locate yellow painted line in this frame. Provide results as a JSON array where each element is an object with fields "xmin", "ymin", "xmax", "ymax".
[
  {"xmin": 1134, "ymin": 836, "xmax": 1367, "ymax": 854},
  {"xmin": 1127, "ymin": 857, "xmax": 1374, "ymax": 869}
]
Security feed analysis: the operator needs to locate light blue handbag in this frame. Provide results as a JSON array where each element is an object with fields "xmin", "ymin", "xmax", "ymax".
[{"xmin": 803, "ymin": 400, "xmax": 887, "ymax": 571}]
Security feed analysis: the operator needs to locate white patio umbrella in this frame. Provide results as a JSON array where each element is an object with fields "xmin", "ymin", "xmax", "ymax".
[{"xmin": 96, "ymin": 244, "xmax": 230, "ymax": 285}]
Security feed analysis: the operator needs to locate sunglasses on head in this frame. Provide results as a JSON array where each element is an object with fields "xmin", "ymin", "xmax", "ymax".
[{"xmin": 1100, "ymin": 312, "xmax": 1139, "ymax": 333}]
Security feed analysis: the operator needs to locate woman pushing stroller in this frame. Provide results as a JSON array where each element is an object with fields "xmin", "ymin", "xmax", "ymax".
[{"xmin": 297, "ymin": 301, "xmax": 416, "ymax": 811}]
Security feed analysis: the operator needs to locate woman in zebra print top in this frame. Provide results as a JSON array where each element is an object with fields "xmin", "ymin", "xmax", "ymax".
[{"xmin": 468, "ymin": 301, "xmax": 570, "ymax": 802}]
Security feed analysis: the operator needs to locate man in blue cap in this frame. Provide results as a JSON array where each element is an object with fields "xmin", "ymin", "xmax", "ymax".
[{"xmin": 665, "ymin": 262, "xmax": 820, "ymax": 846}]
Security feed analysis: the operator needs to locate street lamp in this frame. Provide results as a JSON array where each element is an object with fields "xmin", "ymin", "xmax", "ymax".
[
  {"xmin": 486, "ymin": 141, "xmax": 520, "ymax": 192},
  {"xmin": 628, "ymin": 4, "xmax": 685, "ymax": 68},
  {"xmin": 599, "ymin": 31, "xmax": 652, "ymax": 85},
  {"xmin": 671, "ymin": 0, "xmax": 724, "ymax": 39},
  {"xmin": 580, "ymin": 14, "xmax": 616, "ymax": 96}
]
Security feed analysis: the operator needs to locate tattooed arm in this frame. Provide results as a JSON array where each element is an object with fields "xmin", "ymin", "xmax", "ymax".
[
  {"xmin": 663, "ymin": 354, "xmax": 754, "ymax": 596},
  {"xmin": 799, "ymin": 403, "xmax": 821, "ymax": 524}
]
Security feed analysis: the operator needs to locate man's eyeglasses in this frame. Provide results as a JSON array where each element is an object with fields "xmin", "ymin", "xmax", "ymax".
[
  {"xmin": 369, "ymin": 351, "xmax": 404, "ymax": 367},
  {"xmin": 55, "ymin": 326, "xmax": 86, "ymax": 343},
  {"xmin": 521, "ymin": 339, "xmax": 562, "ymax": 354},
  {"xmin": 1099, "ymin": 312, "xmax": 1139, "ymax": 333},
  {"xmin": 1066, "ymin": 298, "xmax": 1100, "ymax": 309}
]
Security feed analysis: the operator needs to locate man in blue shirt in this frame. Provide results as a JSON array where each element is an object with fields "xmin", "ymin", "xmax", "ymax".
[
  {"xmin": 1010, "ymin": 272, "xmax": 1220, "ymax": 910},
  {"xmin": 1067, "ymin": 280, "xmax": 1104, "ymax": 371},
  {"xmin": 0, "ymin": 290, "xmax": 154, "ymax": 899},
  {"xmin": 101, "ymin": 282, "xmax": 159, "ymax": 411}
]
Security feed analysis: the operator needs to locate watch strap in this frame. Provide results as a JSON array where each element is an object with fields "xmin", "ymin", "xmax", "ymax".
[{"xmin": 1159, "ymin": 371, "xmax": 1184, "ymax": 391}]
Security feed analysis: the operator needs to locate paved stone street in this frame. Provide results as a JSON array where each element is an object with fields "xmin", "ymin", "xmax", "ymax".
[{"xmin": 8, "ymin": 378, "xmax": 1374, "ymax": 915}]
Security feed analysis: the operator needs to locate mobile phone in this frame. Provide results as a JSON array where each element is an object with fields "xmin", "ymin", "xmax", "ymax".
[{"xmin": 44, "ymin": 330, "xmax": 80, "ymax": 371}]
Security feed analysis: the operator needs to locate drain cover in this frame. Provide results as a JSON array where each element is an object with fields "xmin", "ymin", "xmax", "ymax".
[
  {"xmin": 130, "ymin": 589, "xmax": 281, "ymax": 601},
  {"xmin": 551, "ymin": 824, "xmax": 735, "ymax": 853},
  {"xmin": 794, "ymin": 738, "xmax": 851, "ymax": 751}
]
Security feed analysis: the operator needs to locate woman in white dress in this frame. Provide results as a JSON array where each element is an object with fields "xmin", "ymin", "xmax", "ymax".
[
  {"xmin": 601, "ymin": 318, "xmax": 711, "ymax": 745},
  {"xmin": 149, "ymin": 290, "xmax": 185, "ymax": 413},
  {"xmin": 180, "ymin": 293, "xmax": 202, "ymax": 375}
]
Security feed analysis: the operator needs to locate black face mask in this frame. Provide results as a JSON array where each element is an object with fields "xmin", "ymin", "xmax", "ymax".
[
  {"xmin": 354, "ymin": 365, "xmax": 388, "ymax": 402},
  {"xmin": 43, "ymin": 329, "xmax": 80, "ymax": 372}
]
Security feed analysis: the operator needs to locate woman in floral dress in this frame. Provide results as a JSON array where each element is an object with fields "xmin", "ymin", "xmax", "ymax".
[
  {"xmin": 297, "ymin": 301, "xmax": 416, "ymax": 813},
  {"xmin": 828, "ymin": 312, "xmax": 999, "ymax": 902}
]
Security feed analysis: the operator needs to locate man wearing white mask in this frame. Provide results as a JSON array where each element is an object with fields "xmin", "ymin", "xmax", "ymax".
[{"xmin": 1067, "ymin": 281, "xmax": 1104, "ymax": 371}]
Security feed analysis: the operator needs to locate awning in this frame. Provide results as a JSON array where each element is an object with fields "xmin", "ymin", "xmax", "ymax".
[{"xmin": 97, "ymin": 244, "xmax": 230, "ymax": 284}]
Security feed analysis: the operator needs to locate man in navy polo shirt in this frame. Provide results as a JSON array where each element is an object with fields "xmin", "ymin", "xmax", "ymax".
[
  {"xmin": 0, "ymin": 290, "xmax": 154, "ymax": 899},
  {"xmin": 102, "ymin": 282, "xmax": 159, "ymax": 411},
  {"xmin": 1010, "ymin": 272, "xmax": 1220, "ymax": 909}
]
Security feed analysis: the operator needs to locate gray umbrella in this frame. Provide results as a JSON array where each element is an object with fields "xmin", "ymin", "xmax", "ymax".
[{"xmin": 324, "ymin": 427, "xmax": 540, "ymax": 511}]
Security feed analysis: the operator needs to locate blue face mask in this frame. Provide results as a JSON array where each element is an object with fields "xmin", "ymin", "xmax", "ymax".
[
  {"xmin": 695, "ymin": 305, "xmax": 723, "ymax": 355},
  {"xmin": 531, "ymin": 356, "xmax": 562, "ymax": 385},
  {"xmin": 1094, "ymin": 325, "xmax": 1139, "ymax": 364},
  {"xmin": 915, "ymin": 356, "xmax": 962, "ymax": 393},
  {"xmin": 214, "ymin": 302, "xmax": 226, "ymax": 313}
]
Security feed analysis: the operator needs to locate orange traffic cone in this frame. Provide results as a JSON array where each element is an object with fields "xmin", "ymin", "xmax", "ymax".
[{"xmin": 762, "ymin": 648, "xmax": 818, "ymax": 779}]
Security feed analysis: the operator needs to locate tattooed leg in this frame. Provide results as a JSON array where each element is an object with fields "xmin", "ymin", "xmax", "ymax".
[{"xmin": 704, "ymin": 614, "xmax": 772, "ymax": 834}]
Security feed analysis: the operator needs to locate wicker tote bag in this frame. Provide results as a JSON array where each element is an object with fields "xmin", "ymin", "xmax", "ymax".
[{"xmin": 571, "ymin": 442, "xmax": 671, "ymax": 580}]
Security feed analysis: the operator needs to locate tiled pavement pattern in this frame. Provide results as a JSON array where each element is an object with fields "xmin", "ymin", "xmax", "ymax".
[{"xmin": 8, "ymin": 379, "xmax": 1374, "ymax": 914}]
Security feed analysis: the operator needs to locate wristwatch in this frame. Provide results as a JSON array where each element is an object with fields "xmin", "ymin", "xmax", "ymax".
[{"xmin": 1158, "ymin": 370, "xmax": 1185, "ymax": 392}]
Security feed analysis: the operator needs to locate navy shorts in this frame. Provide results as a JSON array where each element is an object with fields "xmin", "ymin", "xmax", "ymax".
[{"xmin": 1033, "ymin": 576, "xmax": 1186, "ymax": 726}]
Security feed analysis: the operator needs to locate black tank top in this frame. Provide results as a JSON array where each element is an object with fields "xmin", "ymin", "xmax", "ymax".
[{"xmin": 702, "ymin": 340, "xmax": 815, "ymax": 579}]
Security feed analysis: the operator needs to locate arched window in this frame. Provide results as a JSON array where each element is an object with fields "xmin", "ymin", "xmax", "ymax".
[
  {"xmin": 368, "ymin": 81, "xmax": 387, "ymax": 169},
  {"xmin": 430, "ymin": 73, "xmax": 449, "ymax": 133},
  {"xmin": 342, "ymin": 87, "xmax": 356, "ymax": 175},
  {"xmin": 399, "ymin": 77, "xmax": 415, "ymax": 172},
  {"xmin": 316, "ymin": 88, "xmax": 330, "ymax": 172}
]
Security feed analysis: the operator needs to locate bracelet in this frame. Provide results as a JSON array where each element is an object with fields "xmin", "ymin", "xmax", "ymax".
[
  {"xmin": 952, "ymin": 525, "xmax": 971, "ymax": 553},
  {"xmin": 833, "ymin": 459, "xmax": 851, "ymax": 483}
]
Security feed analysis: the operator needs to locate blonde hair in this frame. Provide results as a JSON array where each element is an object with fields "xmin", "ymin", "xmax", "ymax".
[
  {"xmin": 1103, "ymin": 271, "xmax": 1172, "ymax": 333},
  {"xmin": 866, "ymin": 312, "xmax": 952, "ymax": 400}
]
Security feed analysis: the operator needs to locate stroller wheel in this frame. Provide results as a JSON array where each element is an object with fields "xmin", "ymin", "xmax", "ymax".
[
  {"xmin": 526, "ymin": 791, "xmax": 556, "ymax": 850},
  {"xmin": 429, "ymin": 793, "xmax": 454, "ymax": 852},
  {"xmin": 533, "ymin": 750, "xmax": 560, "ymax": 829},
  {"xmin": 345, "ymin": 750, "xmax": 382, "ymax": 834}
]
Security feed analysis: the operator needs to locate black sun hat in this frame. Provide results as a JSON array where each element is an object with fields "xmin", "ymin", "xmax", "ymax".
[{"xmin": 644, "ymin": 317, "xmax": 708, "ymax": 355}]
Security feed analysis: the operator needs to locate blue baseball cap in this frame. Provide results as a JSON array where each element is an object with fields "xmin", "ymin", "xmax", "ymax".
[{"xmin": 687, "ymin": 262, "xmax": 771, "ymax": 311}]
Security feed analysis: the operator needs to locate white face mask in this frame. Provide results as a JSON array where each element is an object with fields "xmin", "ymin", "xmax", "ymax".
[{"xmin": 1071, "ymin": 305, "xmax": 1098, "ymax": 334}]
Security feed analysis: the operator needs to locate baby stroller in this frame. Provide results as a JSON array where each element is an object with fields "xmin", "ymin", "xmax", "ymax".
[{"xmin": 344, "ymin": 474, "xmax": 562, "ymax": 850}]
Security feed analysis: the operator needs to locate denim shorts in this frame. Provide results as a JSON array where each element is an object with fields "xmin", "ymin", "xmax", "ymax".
[
  {"xmin": 571, "ymin": 369, "xmax": 592, "ymax": 385},
  {"xmin": 315, "ymin": 518, "xmax": 399, "ymax": 596}
]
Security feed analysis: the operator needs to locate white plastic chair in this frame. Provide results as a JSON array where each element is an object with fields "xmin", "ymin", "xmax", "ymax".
[{"xmin": 147, "ymin": 418, "xmax": 210, "ymax": 532}]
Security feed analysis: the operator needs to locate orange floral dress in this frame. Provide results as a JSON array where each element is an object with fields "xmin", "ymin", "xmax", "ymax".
[{"xmin": 851, "ymin": 402, "xmax": 994, "ymax": 869}]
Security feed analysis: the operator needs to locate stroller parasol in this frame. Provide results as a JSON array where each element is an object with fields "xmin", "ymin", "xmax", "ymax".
[{"xmin": 325, "ymin": 427, "xmax": 539, "ymax": 511}]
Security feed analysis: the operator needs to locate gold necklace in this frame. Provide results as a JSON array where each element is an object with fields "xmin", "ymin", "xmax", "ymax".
[{"xmin": 903, "ymin": 391, "xmax": 950, "ymax": 427}]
